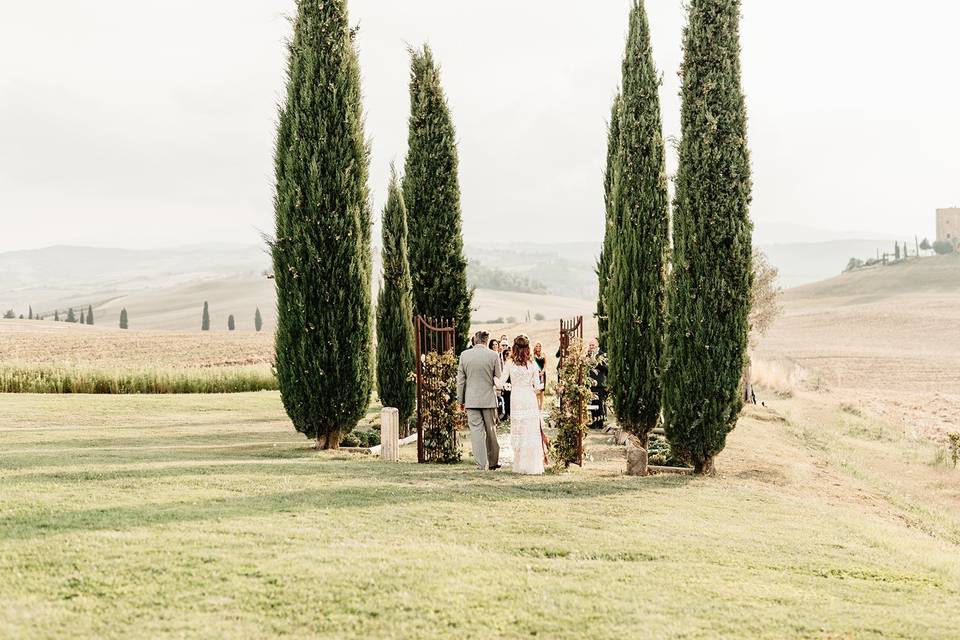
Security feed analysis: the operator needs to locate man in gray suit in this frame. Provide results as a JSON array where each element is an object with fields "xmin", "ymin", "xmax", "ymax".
[{"xmin": 457, "ymin": 330, "xmax": 502, "ymax": 470}]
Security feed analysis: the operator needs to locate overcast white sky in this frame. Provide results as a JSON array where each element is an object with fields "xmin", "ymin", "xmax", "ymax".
[{"xmin": 1, "ymin": 1, "xmax": 957, "ymax": 252}]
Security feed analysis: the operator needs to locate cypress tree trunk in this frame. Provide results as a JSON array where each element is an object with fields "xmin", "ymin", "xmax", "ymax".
[
  {"xmin": 119, "ymin": 308, "xmax": 128, "ymax": 330},
  {"xmin": 663, "ymin": 0, "xmax": 753, "ymax": 475},
  {"xmin": 272, "ymin": 0, "xmax": 373, "ymax": 449},
  {"xmin": 201, "ymin": 301, "xmax": 210, "ymax": 331},
  {"xmin": 376, "ymin": 166, "xmax": 417, "ymax": 427},
  {"xmin": 403, "ymin": 45, "xmax": 471, "ymax": 354},
  {"xmin": 596, "ymin": 93, "xmax": 622, "ymax": 350},
  {"xmin": 607, "ymin": 1, "xmax": 670, "ymax": 454},
  {"xmin": 254, "ymin": 307, "xmax": 263, "ymax": 332}
]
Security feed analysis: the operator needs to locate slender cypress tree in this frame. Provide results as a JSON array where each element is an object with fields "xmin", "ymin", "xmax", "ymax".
[
  {"xmin": 28, "ymin": 306, "xmax": 33, "ymax": 320},
  {"xmin": 86, "ymin": 305, "xmax": 94, "ymax": 325},
  {"xmin": 403, "ymin": 45, "xmax": 471, "ymax": 353},
  {"xmin": 119, "ymin": 308, "xmax": 128, "ymax": 330},
  {"xmin": 596, "ymin": 93, "xmax": 623, "ymax": 350},
  {"xmin": 376, "ymin": 166, "xmax": 417, "ymax": 426},
  {"xmin": 607, "ymin": 1, "xmax": 670, "ymax": 451},
  {"xmin": 228, "ymin": 315, "xmax": 236, "ymax": 331},
  {"xmin": 271, "ymin": 0, "xmax": 373, "ymax": 449},
  {"xmin": 79, "ymin": 309, "xmax": 86, "ymax": 324},
  {"xmin": 254, "ymin": 307, "xmax": 263, "ymax": 332},
  {"xmin": 201, "ymin": 301, "xmax": 210, "ymax": 331},
  {"xmin": 66, "ymin": 308, "xmax": 76, "ymax": 323},
  {"xmin": 663, "ymin": 0, "xmax": 753, "ymax": 475},
  {"xmin": 54, "ymin": 310, "xmax": 60, "ymax": 322}
]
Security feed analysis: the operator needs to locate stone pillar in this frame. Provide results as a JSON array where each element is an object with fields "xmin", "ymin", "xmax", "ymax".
[
  {"xmin": 380, "ymin": 407, "xmax": 400, "ymax": 462},
  {"xmin": 626, "ymin": 434, "xmax": 648, "ymax": 477}
]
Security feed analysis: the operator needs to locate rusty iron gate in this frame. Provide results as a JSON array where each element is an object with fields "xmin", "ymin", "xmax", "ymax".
[
  {"xmin": 558, "ymin": 316, "xmax": 585, "ymax": 466},
  {"xmin": 414, "ymin": 316, "xmax": 456, "ymax": 464}
]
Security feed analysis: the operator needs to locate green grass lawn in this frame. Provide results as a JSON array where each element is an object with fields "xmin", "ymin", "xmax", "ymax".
[{"xmin": 2, "ymin": 392, "xmax": 959, "ymax": 639}]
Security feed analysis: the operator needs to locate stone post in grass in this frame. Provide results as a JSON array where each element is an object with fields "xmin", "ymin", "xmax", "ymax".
[{"xmin": 380, "ymin": 407, "xmax": 400, "ymax": 462}]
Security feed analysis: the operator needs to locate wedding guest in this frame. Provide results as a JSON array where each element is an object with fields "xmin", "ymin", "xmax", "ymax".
[
  {"xmin": 587, "ymin": 338, "xmax": 608, "ymax": 429},
  {"xmin": 500, "ymin": 339, "xmax": 512, "ymax": 419},
  {"xmin": 489, "ymin": 338, "xmax": 504, "ymax": 415},
  {"xmin": 533, "ymin": 342, "xmax": 547, "ymax": 409}
]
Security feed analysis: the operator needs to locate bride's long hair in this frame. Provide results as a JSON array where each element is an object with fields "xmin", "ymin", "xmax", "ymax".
[{"xmin": 511, "ymin": 335, "xmax": 531, "ymax": 367}]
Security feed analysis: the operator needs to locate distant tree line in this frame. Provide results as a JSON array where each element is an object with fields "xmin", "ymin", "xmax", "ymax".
[
  {"xmin": 2, "ymin": 302, "xmax": 266, "ymax": 332},
  {"xmin": 466, "ymin": 261, "xmax": 548, "ymax": 295}
]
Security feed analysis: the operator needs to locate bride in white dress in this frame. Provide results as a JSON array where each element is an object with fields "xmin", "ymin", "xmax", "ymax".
[{"xmin": 499, "ymin": 335, "xmax": 545, "ymax": 475}]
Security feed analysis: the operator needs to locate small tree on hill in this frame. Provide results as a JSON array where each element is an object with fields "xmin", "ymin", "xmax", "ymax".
[
  {"xmin": 663, "ymin": 0, "xmax": 753, "ymax": 475},
  {"xmin": 201, "ymin": 301, "xmax": 210, "ymax": 331},
  {"xmin": 66, "ymin": 308, "xmax": 77, "ymax": 323},
  {"xmin": 376, "ymin": 166, "xmax": 417, "ymax": 427},
  {"xmin": 894, "ymin": 242, "xmax": 901, "ymax": 261},
  {"xmin": 227, "ymin": 315, "xmax": 235, "ymax": 331},
  {"xmin": 54, "ymin": 310, "xmax": 60, "ymax": 322},
  {"xmin": 119, "ymin": 308, "xmax": 128, "ymax": 330},
  {"xmin": 28, "ymin": 306, "xmax": 33, "ymax": 320},
  {"xmin": 920, "ymin": 237, "xmax": 931, "ymax": 251},
  {"xmin": 254, "ymin": 307, "xmax": 263, "ymax": 332},
  {"xmin": 86, "ymin": 305, "xmax": 94, "ymax": 325},
  {"xmin": 2, "ymin": 309, "xmax": 14, "ymax": 319},
  {"xmin": 403, "ymin": 44, "xmax": 472, "ymax": 354},
  {"xmin": 933, "ymin": 240, "xmax": 955, "ymax": 255}
]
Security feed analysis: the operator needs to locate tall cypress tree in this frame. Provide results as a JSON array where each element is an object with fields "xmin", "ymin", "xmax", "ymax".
[
  {"xmin": 54, "ymin": 310, "xmax": 60, "ymax": 322},
  {"xmin": 607, "ymin": 1, "xmax": 670, "ymax": 450},
  {"xmin": 403, "ymin": 45, "xmax": 471, "ymax": 353},
  {"xmin": 254, "ymin": 307, "xmax": 263, "ymax": 332},
  {"xmin": 119, "ymin": 308, "xmax": 128, "ymax": 330},
  {"xmin": 663, "ymin": 0, "xmax": 753, "ymax": 475},
  {"xmin": 596, "ymin": 94, "xmax": 623, "ymax": 350},
  {"xmin": 28, "ymin": 306, "xmax": 33, "ymax": 320},
  {"xmin": 271, "ymin": 0, "xmax": 373, "ymax": 449},
  {"xmin": 86, "ymin": 305, "xmax": 94, "ymax": 325},
  {"xmin": 66, "ymin": 308, "xmax": 76, "ymax": 323},
  {"xmin": 80, "ymin": 309, "xmax": 86, "ymax": 324},
  {"xmin": 228, "ymin": 315, "xmax": 236, "ymax": 331},
  {"xmin": 376, "ymin": 166, "xmax": 417, "ymax": 426},
  {"xmin": 201, "ymin": 301, "xmax": 210, "ymax": 331}
]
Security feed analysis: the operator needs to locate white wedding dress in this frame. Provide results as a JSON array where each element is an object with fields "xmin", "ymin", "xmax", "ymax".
[{"xmin": 500, "ymin": 360, "xmax": 545, "ymax": 475}]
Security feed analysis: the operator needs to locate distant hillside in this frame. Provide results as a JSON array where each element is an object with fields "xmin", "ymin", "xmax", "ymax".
[
  {"xmin": 786, "ymin": 254, "xmax": 960, "ymax": 303},
  {"xmin": 467, "ymin": 261, "xmax": 548, "ymax": 295}
]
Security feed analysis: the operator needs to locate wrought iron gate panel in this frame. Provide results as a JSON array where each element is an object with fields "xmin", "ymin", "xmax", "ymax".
[{"xmin": 414, "ymin": 316, "xmax": 456, "ymax": 463}]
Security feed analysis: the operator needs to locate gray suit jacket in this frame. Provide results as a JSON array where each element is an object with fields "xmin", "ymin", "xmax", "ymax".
[{"xmin": 457, "ymin": 345, "xmax": 502, "ymax": 409}]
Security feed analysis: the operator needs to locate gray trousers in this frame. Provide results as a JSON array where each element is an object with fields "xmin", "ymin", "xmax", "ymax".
[{"xmin": 466, "ymin": 408, "xmax": 499, "ymax": 470}]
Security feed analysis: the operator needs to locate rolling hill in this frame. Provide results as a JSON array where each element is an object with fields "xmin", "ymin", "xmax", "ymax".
[{"xmin": 756, "ymin": 254, "xmax": 960, "ymax": 441}]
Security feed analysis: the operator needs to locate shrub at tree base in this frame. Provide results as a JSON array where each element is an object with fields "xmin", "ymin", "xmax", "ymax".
[
  {"xmin": 417, "ymin": 350, "xmax": 462, "ymax": 464},
  {"xmin": 549, "ymin": 337, "xmax": 594, "ymax": 469}
]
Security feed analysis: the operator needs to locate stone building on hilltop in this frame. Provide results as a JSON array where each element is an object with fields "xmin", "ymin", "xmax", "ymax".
[{"xmin": 936, "ymin": 208, "xmax": 960, "ymax": 249}]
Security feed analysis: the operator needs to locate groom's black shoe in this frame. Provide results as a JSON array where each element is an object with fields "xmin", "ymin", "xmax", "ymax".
[{"xmin": 489, "ymin": 464, "xmax": 502, "ymax": 471}]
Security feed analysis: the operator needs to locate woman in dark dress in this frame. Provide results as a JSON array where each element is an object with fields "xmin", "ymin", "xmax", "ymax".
[
  {"xmin": 500, "ymin": 340, "xmax": 512, "ymax": 419},
  {"xmin": 533, "ymin": 342, "xmax": 547, "ymax": 410}
]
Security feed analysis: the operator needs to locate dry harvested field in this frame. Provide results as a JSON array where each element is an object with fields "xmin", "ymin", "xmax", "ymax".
[
  {"xmin": 0, "ymin": 320, "xmax": 274, "ymax": 369},
  {"xmin": 756, "ymin": 255, "xmax": 960, "ymax": 443}
]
